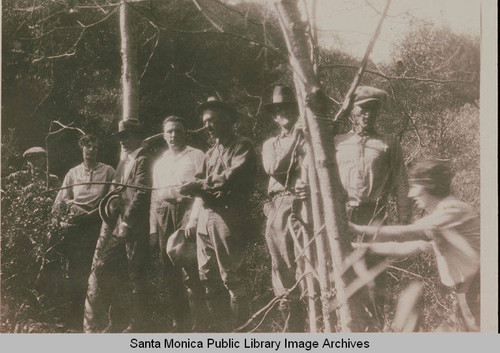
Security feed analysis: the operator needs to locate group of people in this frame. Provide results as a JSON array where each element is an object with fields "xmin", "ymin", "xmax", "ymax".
[{"xmin": 8, "ymin": 85, "xmax": 480, "ymax": 333}]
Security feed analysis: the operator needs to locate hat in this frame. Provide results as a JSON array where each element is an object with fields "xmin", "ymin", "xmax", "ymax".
[
  {"xmin": 23, "ymin": 147, "xmax": 47, "ymax": 158},
  {"xmin": 197, "ymin": 97, "xmax": 238, "ymax": 122},
  {"xmin": 353, "ymin": 86, "xmax": 389, "ymax": 107},
  {"xmin": 113, "ymin": 119, "xmax": 143, "ymax": 137},
  {"xmin": 263, "ymin": 85, "xmax": 298, "ymax": 113},
  {"xmin": 166, "ymin": 229, "xmax": 197, "ymax": 267}
]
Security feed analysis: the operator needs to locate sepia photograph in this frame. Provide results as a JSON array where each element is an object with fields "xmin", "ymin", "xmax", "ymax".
[{"xmin": 0, "ymin": 0, "xmax": 496, "ymax": 338}]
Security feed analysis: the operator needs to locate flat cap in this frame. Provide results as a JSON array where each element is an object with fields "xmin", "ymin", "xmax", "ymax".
[
  {"xmin": 23, "ymin": 147, "xmax": 47, "ymax": 158},
  {"xmin": 354, "ymin": 86, "xmax": 389, "ymax": 107}
]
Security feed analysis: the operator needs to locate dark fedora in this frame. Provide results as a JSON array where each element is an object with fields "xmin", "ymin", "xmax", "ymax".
[
  {"xmin": 353, "ymin": 86, "xmax": 389, "ymax": 107},
  {"xmin": 166, "ymin": 229, "xmax": 197, "ymax": 268},
  {"xmin": 197, "ymin": 96, "xmax": 238, "ymax": 122},
  {"xmin": 263, "ymin": 85, "xmax": 298, "ymax": 113},
  {"xmin": 113, "ymin": 118, "xmax": 143, "ymax": 137}
]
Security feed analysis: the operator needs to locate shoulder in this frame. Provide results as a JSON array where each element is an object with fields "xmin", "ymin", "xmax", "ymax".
[
  {"xmin": 185, "ymin": 146, "xmax": 205, "ymax": 158},
  {"xmin": 66, "ymin": 163, "xmax": 84, "ymax": 176},
  {"xmin": 98, "ymin": 162, "xmax": 115, "ymax": 173},
  {"xmin": 334, "ymin": 132, "xmax": 355, "ymax": 147}
]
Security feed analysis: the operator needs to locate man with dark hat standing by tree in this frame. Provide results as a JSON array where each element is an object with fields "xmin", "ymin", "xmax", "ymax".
[
  {"xmin": 84, "ymin": 119, "xmax": 151, "ymax": 333},
  {"xmin": 334, "ymin": 85, "xmax": 410, "ymax": 325},
  {"xmin": 180, "ymin": 97, "xmax": 257, "ymax": 332},
  {"xmin": 261, "ymin": 85, "xmax": 307, "ymax": 332}
]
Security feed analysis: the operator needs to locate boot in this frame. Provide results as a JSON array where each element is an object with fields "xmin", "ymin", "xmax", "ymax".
[
  {"xmin": 206, "ymin": 296, "xmax": 231, "ymax": 332},
  {"xmin": 187, "ymin": 288, "xmax": 210, "ymax": 332},
  {"xmin": 230, "ymin": 297, "xmax": 249, "ymax": 331}
]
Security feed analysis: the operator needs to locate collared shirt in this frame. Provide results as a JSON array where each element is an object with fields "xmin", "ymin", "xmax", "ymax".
[
  {"xmin": 334, "ymin": 130, "xmax": 409, "ymax": 222},
  {"xmin": 262, "ymin": 131, "xmax": 306, "ymax": 195},
  {"xmin": 54, "ymin": 162, "xmax": 115, "ymax": 215},
  {"xmin": 150, "ymin": 146, "xmax": 206, "ymax": 233},
  {"xmin": 122, "ymin": 147, "xmax": 142, "ymax": 183},
  {"xmin": 414, "ymin": 196, "xmax": 480, "ymax": 286},
  {"xmin": 204, "ymin": 135, "xmax": 256, "ymax": 203}
]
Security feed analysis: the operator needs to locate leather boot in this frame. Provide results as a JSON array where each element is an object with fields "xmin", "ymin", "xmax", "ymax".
[
  {"xmin": 206, "ymin": 296, "xmax": 231, "ymax": 332},
  {"xmin": 230, "ymin": 297, "xmax": 249, "ymax": 331}
]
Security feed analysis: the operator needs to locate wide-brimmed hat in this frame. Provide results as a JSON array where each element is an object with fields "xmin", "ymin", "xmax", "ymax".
[
  {"xmin": 23, "ymin": 147, "xmax": 47, "ymax": 158},
  {"xmin": 263, "ymin": 85, "xmax": 298, "ymax": 113},
  {"xmin": 166, "ymin": 229, "xmax": 197, "ymax": 268},
  {"xmin": 197, "ymin": 96, "xmax": 238, "ymax": 123},
  {"xmin": 353, "ymin": 86, "xmax": 389, "ymax": 107},
  {"xmin": 113, "ymin": 119, "xmax": 143, "ymax": 137}
]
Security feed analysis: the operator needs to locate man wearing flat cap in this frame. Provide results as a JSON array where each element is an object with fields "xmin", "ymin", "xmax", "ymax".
[
  {"xmin": 150, "ymin": 115, "xmax": 207, "ymax": 332},
  {"xmin": 334, "ymin": 86, "xmax": 410, "ymax": 325},
  {"xmin": 6, "ymin": 146, "xmax": 60, "ymax": 189},
  {"xmin": 180, "ymin": 97, "xmax": 257, "ymax": 331},
  {"xmin": 261, "ymin": 85, "xmax": 307, "ymax": 332},
  {"xmin": 84, "ymin": 119, "xmax": 152, "ymax": 333}
]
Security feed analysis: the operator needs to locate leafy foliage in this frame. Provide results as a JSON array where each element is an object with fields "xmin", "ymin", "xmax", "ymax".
[{"xmin": 1, "ymin": 1, "xmax": 480, "ymax": 333}]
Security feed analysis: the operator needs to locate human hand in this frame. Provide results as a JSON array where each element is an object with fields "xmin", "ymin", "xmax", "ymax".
[
  {"xmin": 294, "ymin": 179, "xmax": 309, "ymax": 200},
  {"xmin": 118, "ymin": 221, "xmax": 132, "ymax": 242},
  {"xmin": 184, "ymin": 219, "xmax": 197, "ymax": 240},
  {"xmin": 179, "ymin": 180, "xmax": 203, "ymax": 196}
]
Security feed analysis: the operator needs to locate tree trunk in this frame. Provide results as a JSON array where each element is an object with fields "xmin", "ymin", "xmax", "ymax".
[
  {"xmin": 120, "ymin": 0, "xmax": 139, "ymax": 122},
  {"xmin": 274, "ymin": 0, "xmax": 377, "ymax": 332}
]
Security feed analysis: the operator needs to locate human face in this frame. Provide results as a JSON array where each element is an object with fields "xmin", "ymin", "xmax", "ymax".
[
  {"xmin": 82, "ymin": 141, "xmax": 98, "ymax": 162},
  {"xmin": 273, "ymin": 105, "xmax": 298, "ymax": 131},
  {"xmin": 202, "ymin": 109, "xmax": 227, "ymax": 140},
  {"xmin": 408, "ymin": 183, "xmax": 431, "ymax": 210},
  {"xmin": 163, "ymin": 121, "xmax": 186, "ymax": 151},
  {"xmin": 26, "ymin": 155, "xmax": 46, "ymax": 171},
  {"xmin": 352, "ymin": 105, "xmax": 378, "ymax": 132},
  {"xmin": 119, "ymin": 133, "xmax": 142, "ymax": 153}
]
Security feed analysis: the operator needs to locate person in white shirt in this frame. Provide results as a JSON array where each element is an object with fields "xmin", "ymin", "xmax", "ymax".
[
  {"xmin": 349, "ymin": 159, "xmax": 480, "ymax": 331},
  {"xmin": 150, "ymin": 116, "xmax": 207, "ymax": 332}
]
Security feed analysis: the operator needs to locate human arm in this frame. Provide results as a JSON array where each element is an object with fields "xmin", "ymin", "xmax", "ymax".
[
  {"xmin": 52, "ymin": 171, "xmax": 73, "ymax": 214},
  {"xmin": 185, "ymin": 197, "xmax": 203, "ymax": 239},
  {"xmin": 206, "ymin": 138, "xmax": 256, "ymax": 191},
  {"xmin": 122, "ymin": 154, "xmax": 152, "ymax": 229},
  {"xmin": 349, "ymin": 221, "xmax": 430, "ymax": 242},
  {"xmin": 352, "ymin": 240, "xmax": 433, "ymax": 256},
  {"xmin": 262, "ymin": 131, "xmax": 301, "ymax": 184}
]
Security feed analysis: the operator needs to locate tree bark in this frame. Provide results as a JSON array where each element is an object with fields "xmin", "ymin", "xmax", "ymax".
[
  {"xmin": 274, "ymin": 0, "xmax": 377, "ymax": 332},
  {"xmin": 120, "ymin": 0, "xmax": 139, "ymax": 122}
]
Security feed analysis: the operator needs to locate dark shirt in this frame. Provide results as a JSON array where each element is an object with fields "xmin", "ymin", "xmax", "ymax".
[{"xmin": 202, "ymin": 135, "xmax": 256, "ymax": 207}]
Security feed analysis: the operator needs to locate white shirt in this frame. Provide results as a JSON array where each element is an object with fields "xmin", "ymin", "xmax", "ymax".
[{"xmin": 150, "ymin": 146, "xmax": 206, "ymax": 233}]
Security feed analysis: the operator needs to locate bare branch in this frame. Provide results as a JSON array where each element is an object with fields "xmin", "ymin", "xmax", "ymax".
[
  {"xmin": 333, "ymin": 0, "xmax": 392, "ymax": 122},
  {"xmin": 191, "ymin": 0, "xmax": 224, "ymax": 32}
]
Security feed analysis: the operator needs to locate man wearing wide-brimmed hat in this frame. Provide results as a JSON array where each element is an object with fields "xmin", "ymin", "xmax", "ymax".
[
  {"xmin": 261, "ymin": 85, "xmax": 307, "ymax": 332},
  {"xmin": 334, "ymin": 86, "xmax": 410, "ymax": 326},
  {"xmin": 84, "ymin": 118, "xmax": 152, "ymax": 333},
  {"xmin": 179, "ymin": 96, "xmax": 257, "ymax": 332}
]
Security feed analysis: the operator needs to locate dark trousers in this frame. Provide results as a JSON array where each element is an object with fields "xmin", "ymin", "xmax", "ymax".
[{"xmin": 59, "ymin": 219, "xmax": 101, "ymax": 329}]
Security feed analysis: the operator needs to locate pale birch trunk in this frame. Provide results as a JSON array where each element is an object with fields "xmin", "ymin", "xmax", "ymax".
[{"xmin": 274, "ymin": 0, "xmax": 377, "ymax": 332}]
